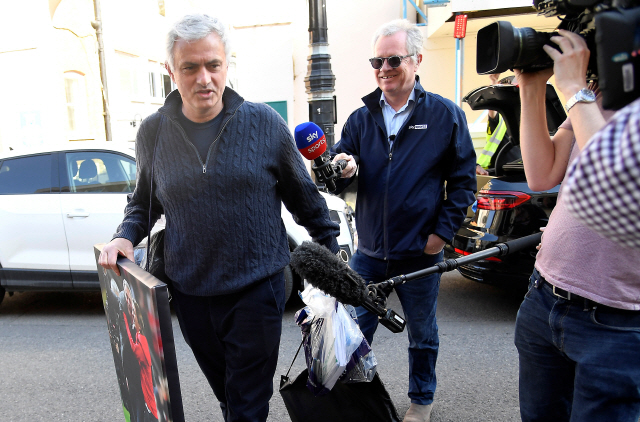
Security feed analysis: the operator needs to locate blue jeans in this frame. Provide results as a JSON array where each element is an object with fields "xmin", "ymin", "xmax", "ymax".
[
  {"xmin": 514, "ymin": 269, "xmax": 640, "ymax": 422},
  {"xmin": 350, "ymin": 249, "xmax": 443, "ymax": 405}
]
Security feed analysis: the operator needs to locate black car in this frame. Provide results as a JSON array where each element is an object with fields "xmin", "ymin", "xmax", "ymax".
[{"xmin": 444, "ymin": 83, "xmax": 567, "ymax": 286}]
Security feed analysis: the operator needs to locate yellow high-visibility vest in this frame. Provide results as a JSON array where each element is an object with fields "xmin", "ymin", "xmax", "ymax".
[{"xmin": 477, "ymin": 115, "xmax": 507, "ymax": 169}]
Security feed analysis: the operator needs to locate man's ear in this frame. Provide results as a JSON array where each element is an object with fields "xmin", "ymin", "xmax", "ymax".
[{"xmin": 415, "ymin": 53, "xmax": 423, "ymax": 69}]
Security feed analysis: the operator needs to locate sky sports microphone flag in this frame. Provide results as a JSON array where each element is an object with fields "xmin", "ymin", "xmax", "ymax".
[
  {"xmin": 294, "ymin": 122, "xmax": 345, "ymax": 192},
  {"xmin": 295, "ymin": 121, "xmax": 327, "ymax": 160}
]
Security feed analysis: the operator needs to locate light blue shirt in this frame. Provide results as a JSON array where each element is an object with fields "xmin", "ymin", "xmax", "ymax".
[{"xmin": 380, "ymin": 83, "xmax": 417, "ymax": 149}]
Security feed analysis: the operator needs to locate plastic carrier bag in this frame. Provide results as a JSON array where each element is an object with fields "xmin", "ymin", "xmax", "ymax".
[
  {"xmin": 279, "ymin": 287, "xmax": 399, "ymax": 422},
  {"xmin": 295, "ymin": 286, "xmax": 376, "ymax": 395}
]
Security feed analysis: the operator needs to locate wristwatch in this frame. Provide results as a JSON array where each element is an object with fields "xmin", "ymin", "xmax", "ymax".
[{"xmin": 565, "ymin": 88, "xmax": 596, "ymax": 112}]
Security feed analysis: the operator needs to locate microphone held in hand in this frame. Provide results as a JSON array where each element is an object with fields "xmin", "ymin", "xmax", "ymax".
[{"xmin": 294, "ymin": 122, "xmax": 345, "ymax": 192}]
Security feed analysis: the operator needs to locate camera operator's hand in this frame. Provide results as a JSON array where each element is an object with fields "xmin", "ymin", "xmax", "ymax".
[
  {"xmin": 542, "ymin": 29, "xmax": 606, "ymax": 150},
  {"xmin": 543, "ymin": 29, "xmax": 589, "ymax": 100},
  {"xmin": 332, "ymin": 153, "xmax": 357, "ymax": 178}
]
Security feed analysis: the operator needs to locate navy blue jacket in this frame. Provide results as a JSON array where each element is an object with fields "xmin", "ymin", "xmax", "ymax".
[{"xmin": 331, "ymin": 78, "xmax": 476, "ymax": 260}]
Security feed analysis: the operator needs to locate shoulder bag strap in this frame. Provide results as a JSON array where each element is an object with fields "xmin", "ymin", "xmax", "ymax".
[{"xmin": 145, "ymin": 115, "xmax": 164, "ymax": 272}]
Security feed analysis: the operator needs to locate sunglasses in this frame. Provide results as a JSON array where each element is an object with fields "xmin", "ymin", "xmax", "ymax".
[{"xmin": 369, "ymin": 54, "xmax": 413, "ymax": 70}]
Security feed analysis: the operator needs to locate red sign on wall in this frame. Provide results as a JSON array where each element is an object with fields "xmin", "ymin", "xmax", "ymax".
[{"xmin": 454, "ymin": 14, "xmax": 468, "ymax": 39}]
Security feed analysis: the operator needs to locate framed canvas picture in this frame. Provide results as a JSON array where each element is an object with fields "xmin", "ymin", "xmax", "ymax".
[{"xmin": 94, "ymin": 244, "xmax": 184, "ymax": 422}]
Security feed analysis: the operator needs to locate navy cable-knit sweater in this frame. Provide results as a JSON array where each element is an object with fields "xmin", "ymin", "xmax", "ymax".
[{"xmin": 114, "ymin": 88, "xmax": 340, "ymax": 296}]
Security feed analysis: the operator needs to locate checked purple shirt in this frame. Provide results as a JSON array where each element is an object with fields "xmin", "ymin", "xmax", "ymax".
[{"xmin": 563, "ymin": 97, "xmax": 640, "ymax": 250}]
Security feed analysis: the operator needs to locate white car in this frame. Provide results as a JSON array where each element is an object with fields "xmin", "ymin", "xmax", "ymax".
[{"xmin": 0, "ymin": 142, "xmax": 355, "ymax": 306}]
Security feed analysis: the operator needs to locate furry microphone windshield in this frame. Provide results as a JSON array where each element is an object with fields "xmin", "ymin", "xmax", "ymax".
[{"xmin": 289, "ymin": 241, "xmax": 368, "ymax": 307}]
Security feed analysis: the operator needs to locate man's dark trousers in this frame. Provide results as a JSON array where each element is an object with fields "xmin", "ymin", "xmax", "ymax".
[
  {"xmin": 351, "ymin": 249, "xmax": 443, "ymax": 406},
  {"xmin": 171, "ymin": 272, "xmax": 285, "ymax": 422}
]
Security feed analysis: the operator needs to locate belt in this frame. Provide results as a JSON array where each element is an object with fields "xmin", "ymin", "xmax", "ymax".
[
  {"xmin": 535, "ymin": 274, "xmax": 595, "ymax": 310},
  {"xmin": 533, "ymin": 270, "xmax": 640, "ymax": 314}
]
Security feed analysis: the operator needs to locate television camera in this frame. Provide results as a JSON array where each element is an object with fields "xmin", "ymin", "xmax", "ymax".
[{"xmin": 476, "ymin": 0, "xmax": 640, "ymax": 109}]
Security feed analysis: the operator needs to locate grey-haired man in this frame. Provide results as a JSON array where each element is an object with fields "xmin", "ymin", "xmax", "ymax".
[
  {"xmin": 99, "ymin": 13, "xmax": 340, "ymax": 421},
  {"xmin": 331, "ymin": 19, "xmax": 476, "ymax": 422}
]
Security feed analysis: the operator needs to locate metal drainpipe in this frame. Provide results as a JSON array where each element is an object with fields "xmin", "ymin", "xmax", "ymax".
[{"xmin": 92, "ymin": 0, "xmax": 113, "ymax": 142}]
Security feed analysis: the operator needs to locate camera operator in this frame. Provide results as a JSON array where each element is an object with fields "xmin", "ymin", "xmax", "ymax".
[
  {"xmin": 561, "ymin": 96, "xmax": 640, "ymax": 250},
  {"xmin": 514, "ymin": 29, "xmax": 640, "ymax": 422}
]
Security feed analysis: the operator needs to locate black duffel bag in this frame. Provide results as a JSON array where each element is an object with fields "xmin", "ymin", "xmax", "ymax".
[{"xmin": 279, "ymin": 344, "xmax": 400, "ymax": 422}]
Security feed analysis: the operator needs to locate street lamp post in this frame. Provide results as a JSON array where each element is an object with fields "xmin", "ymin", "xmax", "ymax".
[{"xmin": 305, "ymin": 0, "xmax": 336, "ymax": 148}]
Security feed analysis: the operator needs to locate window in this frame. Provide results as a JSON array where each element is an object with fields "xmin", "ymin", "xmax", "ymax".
[
  {"xmin": 64, "ymin": 72, "xmax": 90, "ymax": 137},
  {"xmin": 0, "ymin": 155, "xmax": 52, "ymax": 194},
  {"xmin": 65, "ymin": 152, "xmax": 136, "ymax": 193},
  {"xmin": 149, "ymin": 62, "xmax": 174, "ymax": 99},
  {"xmin": 149, "ymin": 71, "xmax": 158, "ymax": 97}
]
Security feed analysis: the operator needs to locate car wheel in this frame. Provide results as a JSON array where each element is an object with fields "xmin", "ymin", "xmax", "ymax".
[{"xmin": 0, "ymin": 286, "xmax": 5, "ymax": 307}]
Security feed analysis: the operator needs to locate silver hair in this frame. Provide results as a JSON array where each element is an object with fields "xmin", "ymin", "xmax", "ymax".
[
  {"xmin": 372, "ymin": 19, "xmax": 423, "ymax": 64},
  {"xmin": 166, "ymin": 13, "xmax": 231, "ymax": 70}
]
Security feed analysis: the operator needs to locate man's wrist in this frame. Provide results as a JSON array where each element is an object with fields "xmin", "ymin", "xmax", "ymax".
[
  {"xmin": 434, "ymin": 233, "xmax": 450, "ymax": 243},
  {"xmin": 561, "ymin": 84, "xmax": 588, "ymax": 100}
]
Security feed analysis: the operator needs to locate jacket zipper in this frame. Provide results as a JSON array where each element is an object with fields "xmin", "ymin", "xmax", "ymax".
[
  {"xmin": 379, "ymin": 94, "xmax": 422, "ymax": 260},
  {"xmin": 203, "ymin": 103, "xmax": 243, "ymax": 173},
  {"xmin": 383, "ymin": 147, "xmax": 393, "ymax": 260},
  {"xmin": 162, "ymin": 101, "xmax": 244, "ymax": 174}
]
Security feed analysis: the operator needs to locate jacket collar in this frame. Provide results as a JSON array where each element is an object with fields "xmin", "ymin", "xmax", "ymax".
[
  {"xmin": 362, "ymin": 76, "xmax": 426, "ymax": 137},
  {"xmin": 158, "ymin": 86, "xmax": 245, "ymax": 120},
  {"xmin": 362, "ymin": 75, "xmax": 426, "ymax": 113}
]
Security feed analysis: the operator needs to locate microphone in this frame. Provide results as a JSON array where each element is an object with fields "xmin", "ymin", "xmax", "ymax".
[
  {"xmin": 290, "ymin": 241, "xmax": 368, "ymax": 306},
  {"xmin": 290, "ymin": 241, "xmax": 406, "ymax": 333},
  {"xmin": 294, "ymin": 122, "xmax": 347, "ymax": 192},
  {"xmin": 290, "ymin": 233, "xmax": 544, "ymax": 334}
]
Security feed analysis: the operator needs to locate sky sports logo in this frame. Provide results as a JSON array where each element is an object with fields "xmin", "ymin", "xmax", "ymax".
[
  {"xmin": 307, "ymin": 137, "xmax": 326, "ymax": 154},
  {"xmin": 409, "ymin": 124, "xmax": 428, "ymax": 130},
  {"xmin": 306, "ymin": 131, "xmax": 319, "ymax": 143}
]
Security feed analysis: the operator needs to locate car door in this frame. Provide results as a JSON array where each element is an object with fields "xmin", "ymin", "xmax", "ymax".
[
  {"xmin": 0, "ymin": 153, "xmax": 72, "ymax": 288},
  {"xmin": 58, "ymin": 150, "xmax": 136, "ymax": 288}
]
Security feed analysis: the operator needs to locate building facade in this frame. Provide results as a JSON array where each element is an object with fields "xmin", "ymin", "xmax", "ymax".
[{"xmin": 0, "ymin": 0, "xmax": 559, "ymax": 153}]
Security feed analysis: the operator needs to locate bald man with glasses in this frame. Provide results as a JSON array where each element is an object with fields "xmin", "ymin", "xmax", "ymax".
[{"xmin": 330, "ymin": 19, "xmax": 476, "ymax": 422}]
